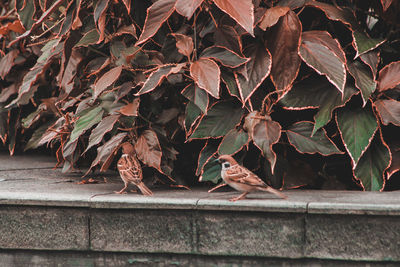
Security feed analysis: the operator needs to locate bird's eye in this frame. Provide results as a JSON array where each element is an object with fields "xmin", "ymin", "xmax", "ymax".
[{"xmin": 223, "ymin": 162, "xmax": 230, "ymax": 168}]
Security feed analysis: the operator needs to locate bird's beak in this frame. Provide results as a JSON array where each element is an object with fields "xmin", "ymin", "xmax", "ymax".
[{"xmin": 214, "ymin": 158, "xmax": 221, "ymax": 164}]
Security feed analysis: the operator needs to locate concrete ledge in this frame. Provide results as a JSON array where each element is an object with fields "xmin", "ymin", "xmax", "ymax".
[{"xmin": 1, "ymin": 154, "xmax": 400, "ymax": 264}]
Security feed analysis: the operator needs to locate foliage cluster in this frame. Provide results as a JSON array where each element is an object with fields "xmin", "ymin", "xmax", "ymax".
[{"xmin": 0, "ymin": 0, "xmax": 399, "ymax": 190}]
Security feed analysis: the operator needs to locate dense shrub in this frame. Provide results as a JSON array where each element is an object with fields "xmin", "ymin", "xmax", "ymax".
[{"xmin": 0, "ymin": 0, "xmax": 399, "ymax": 190}]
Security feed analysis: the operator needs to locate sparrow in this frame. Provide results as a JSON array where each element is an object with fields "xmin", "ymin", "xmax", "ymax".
[
  {"xmin": 116, "ymin": 142, "xmax": 153, "ymax": 195},
  {"xmin": 217, "ymin": 155, "xmax": 287, "ymax": 201}
]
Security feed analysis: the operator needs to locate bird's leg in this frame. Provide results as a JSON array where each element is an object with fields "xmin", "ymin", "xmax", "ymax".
[
  {"xmin": 115, "ymin": 183, "xmax": 128, "ymax": 194},
  {"xmin": 230, "ymin": 192, "xmax": 248, "ymax": 201}
]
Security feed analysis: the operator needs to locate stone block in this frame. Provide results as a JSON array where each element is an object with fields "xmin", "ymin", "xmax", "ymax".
[
  {"xmin": 306, "ymin": 214, "xmax": 400, "ymax": 261},
  {"xmin": 0, "ymin": 206, "xmax": 89, "ymax": 250},
  {"xmin": 196, "ymin": 211, "xmax": 305, "ymax": 258},
  {"xmin": 90, "ymin": 209, "xmax": 194, "ymax": 253}
]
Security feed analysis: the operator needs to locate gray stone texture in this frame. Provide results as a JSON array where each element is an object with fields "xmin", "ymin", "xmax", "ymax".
[
  {"xmin": 196, "ymin": 211, "xmax": 305, "ymax": 258},
  {"xmin": 0, "ymin": 251, "xmax": 398, "ymax": 267},
  {"xmin": 0, "ymin": 206, "xmax": 89, "ymax": 250},
  {"xmin": 90, "ymin": 209, "xmax": 194, "ymax": 253},
  {"xmin": 306, "ymin": 214, "xmax": 400, "ymax": 261}
]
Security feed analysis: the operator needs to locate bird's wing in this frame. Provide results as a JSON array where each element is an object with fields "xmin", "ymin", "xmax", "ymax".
[
  {"xmin": 117, "ymin": 154, "xmax": 142, "ymax": 183},
  {"xmin": 225, "ymin": 165, "xmax": 266, "ymax": 187}
]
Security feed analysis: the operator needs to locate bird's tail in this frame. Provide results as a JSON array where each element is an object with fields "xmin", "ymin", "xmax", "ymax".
[
  {"xmin": 258, "ymin": 186, "xmax": 287, "ymax": 199},
  {"xmin": 137, "ymin": 182, "xmax": 154, "ymax": 196}
]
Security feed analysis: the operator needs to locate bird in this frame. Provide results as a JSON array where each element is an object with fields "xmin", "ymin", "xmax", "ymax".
[
  {"xmin": 116, "ymin": 142, "xmax": 153, "ymax": 195},
  {"xmin": 217, "ymin": 155, "xmax": 287, "ymax": 201}
]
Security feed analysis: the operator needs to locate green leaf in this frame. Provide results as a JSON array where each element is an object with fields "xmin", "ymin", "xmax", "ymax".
[
  {"xmin": 25, "ymin": 121, "xmax": 54, "ymax": 151},
  {"xmin": 181, "ymin": 84, "xmax": 209, "ymax": 114},
  {"xmin": 299, "ymin": 33, "xmax": 346, "ymax": 94},
  {"xmin": 336, "ymin": 105, "xmax": 378, "ymax": 167},
  {"xmin": 313, "ymin": 84, "xmax": 358, "ymax": 135},
  {"xmin": 354, "ymin": 134, "xmax": 390, "ymax": 191},
  {"xmin": 352, "ymin": 31, "xmax": 385, "ymax": 58},
  {"xmin": 200, "ymin": 46, "xmax": 248, "ymax": 68},
  {"xmin": 189, "ymin": 100, "xmax": 244, "ymax": 139},
  {"xmin": 347, "ymin": 60, "xmax": 376, "ymax": 106},
  {"xmin": 196, "ymin": 141, "xmax": 218, "ymax": 176},
  {"xmin": 75, "ymin": 29, "xmax": 100, "ymax": 47},
  {"xmin": 279, "ymin": 77, "xmax": 358, "ymax": 135},
  {"xmin": 200, "ymin": 159, "xmax": 221, "ymax": 183},
  {"xmin": 221, "ymin": 71, "xmax": 240, "ymax": 99},
  {"xmin": 184, "ymin": 101, "xmax": 202, "ymax": 136},
  {"xmin": 68, "ymin": 106, "xmax": 104, "ymax": 145},
  {"xmin": 218, "ymin": 128, "xmax": 249, "ymax": 155},
  {"xmin": 287, "ymin": 121, "xmax": 342, "ymax": 156},
  {"xmin": 85, "ymin": 115, "xmax": 120, "ymax": 153},
  {"xmin": 236, "ymin": 42, "xmax": 272, "ymax": 103}
]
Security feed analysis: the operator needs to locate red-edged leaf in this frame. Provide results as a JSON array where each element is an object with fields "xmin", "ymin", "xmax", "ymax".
[
  {"xmin": 381, "ymin": 0, "xmax": 393, "ymax": 11},
  {"xmin": 0, "ymin": 50, "xmax": 19, "ymax": 79},
  {"xmin": 235, "ymin": 42, "xmax": 272, "ymax": 104},
  {"xmin": 119, "ymin": 98, "xmax": 140, "ymax": 116},
  {"xmin": 68, "ymin": 106, "xmax": 104, "ymax": 145},
  {"xmin": 305, "ymin": 1, "xmax": 357, "ymax": 28},
  {"xmin": 252, "ymin": 117, "xmax": 281, "ymax": 173},
  {"xmin": 347, "ymin": 60, "xmax": 376, "ymax": 106},
  {"xmin": 94, "ymin": 66, "xmax": 123, "ymax": 99},
  {"xmin": 387, "ymin": 143, "xmax": 400, "ymax": 179},
  {"xmin": 258, "ymin": 6, "xmax": 290, "ymax": 30},
  {"xmin": 221, "ymin": 71, "xmax": 240, "ymax": 100},
  {"xmin": 353, "ymin": 132, "xmax": 391, "ymax": 191},
  {"xmin": 60, "ymin": 50, "xmax": 84, "ymax": 95},
  {"xmin": 175, "ymin": 0, "xmax": 203, "ymax": 19},
  {"xmin": 85, "ymin": 114, "xmax": 120, "ymax": 153},
  {"xmin": 214, "ymin": 25, "xmax": 242, "ymax": 54},
  {"xmin": 122, "ymin": 0, "xmax": 131, "ymax": 12},
  {"xmin": 374, "ymin": 99, "xmax": 400, "ymax": 126},
  {"xmin": 137, "ymin": 64, "xmax": 184, "ymax": 95},
  {"xmin": 134, "ymin": 129, "xmax": 162, "ymax": 171},
  {"xmin": 352, "ymin": 31, "xmax": 385, "ymax": 59},
  {"xmin": 286, "ymin": 121, "xmax": 342, "ymax": 156},
  {"xmin": 0, "ymin": 20, "xmax": 25, "ymax": 35},
  {"xmin": 336, "ymin": 105, "xmax": 378, "ymax": 167},
  {"xmin": 114, "ymin": 24, "xmax": 137, "ymax": 39},
  {"xmin": 8, "ymin": 0, "xmax": 64, "ymax": 47},
  {"xmin": 86, "ymin": 132, "xmax": 127, "ymax": 175},
  {"xmin": 213, "ymin": 0, "xmax": 254, "ymax": 36},
  {"xmin": 196, "ymin": 140, "xmax": 218, "ymax": 176},
  {"xmin": 377, "ymin": 61, "xmax": 400, "ymax": 92},
  {"xmin": 184, "ymin": 101, "xmax": 202, "ymax": 136},
  {"xmin": 218, "ymin": 128, "xmax": 249, "ymax": 155},
  {"xmin": 75, "ymin": 29, "xmax": 100, "ymax": 47},
  {"xmin": 190, "ymin": 100, "xmax": 244, "ymax": 139},
  {"xmin": 302, "ymin": 31, "xmax": 346, "ymax": 62},
  {"xmin": 172, "ymin": 33, "xmax": 193, "ymax": 58},
  {"xmin": 181, "ymin": 84, "xmax": 209, "ymax": 114},
  {"xmin": 268, "ymin": 10, "xmax": 301, "ymax": 92},
  {"xmin": 299, "ymin": 31, "xmax": 346, "ymax": 94},
  {"xmin": 360, "ymin": 50, "xmax": 380, "ymax": 80},
  {"xmin": 136, "ymin": 0, "xmax": 176, "ymax": 45},
  {"xmin": 200, "ymin": 46, "xmax": 248, "ymax": 68},
  {"xmin": 190, "ymin": 58, "xmax": 220, "ymax": 99}
]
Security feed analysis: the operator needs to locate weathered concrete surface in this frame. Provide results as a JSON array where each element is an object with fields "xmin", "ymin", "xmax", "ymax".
[
  {"xmin": 91, "ymin": 209, "xmax": 194, "ymax": 253},
  {"xmin": 196, "ymin": 211, "xmax": 305, "ymax": 258},
  {"xmin": 0, "ymin": 206, "xmax": 89, "ymax": 250},
  {"xmin": 1, "ymin": 251, "xmax": 398, "ymax": 267},
  {"xmin": 1, "ymin": 152, "xmax": 400, "ymax": 264},
  {"xmin": 306, "ymin": 214, "xmax": 400, "ymax": 261}
]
